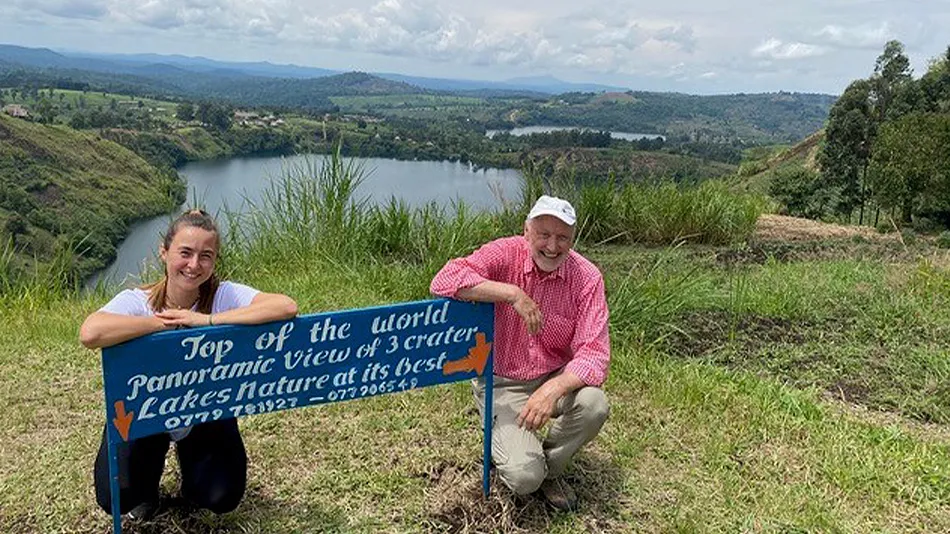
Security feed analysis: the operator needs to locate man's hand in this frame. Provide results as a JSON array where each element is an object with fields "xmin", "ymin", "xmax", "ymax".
[
  {"xmin": 516, "ymin": 380, "xmax": 562, "ymax": 431},
  {"xmin": 155, "ymin": 309, "xmax": 209, "ymax": 328},
  {"xmin": 516, "ymin": 373, "xmax": 587, "ymax": 431},
  {"xmin": 512, "ymin": 290, "xmax": 542, "ymax": 334}
]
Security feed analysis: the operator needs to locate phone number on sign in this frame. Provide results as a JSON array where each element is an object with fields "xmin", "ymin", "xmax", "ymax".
[
  {"xmin": 316, "ymin": 377, "xmax": 420, "ymax": 403},
  {"xmin": 163, "ymin": 397, "xmax": 300, "ymax": 430}
]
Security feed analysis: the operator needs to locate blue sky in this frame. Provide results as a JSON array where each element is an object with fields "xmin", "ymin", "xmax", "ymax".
[{"xmin": 1, "ymin": 0, "xmax": 948, "ymax": 94}]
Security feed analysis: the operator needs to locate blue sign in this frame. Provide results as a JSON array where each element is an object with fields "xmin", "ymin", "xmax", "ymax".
[{"xmin": 101, "ymin": 298, "xmax": 494, "ymax": 533}]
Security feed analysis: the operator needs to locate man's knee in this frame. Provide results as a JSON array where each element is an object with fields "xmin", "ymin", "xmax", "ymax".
[
  {"xmin": 498, "ymin": 457, "xmax": 547, "ymax": 495},
  {"xmin": 575, "ymin": 387, "xmax": 610, "ymax": 427}
]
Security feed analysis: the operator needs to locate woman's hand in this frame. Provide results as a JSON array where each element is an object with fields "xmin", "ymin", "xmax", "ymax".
[{"xmin": 155, "ymin": 309, "xmax": 211, "ymax": 328}]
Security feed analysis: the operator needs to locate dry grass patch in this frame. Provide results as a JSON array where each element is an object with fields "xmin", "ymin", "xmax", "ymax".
[{"xmin": 755, "ymin": 214, "xmax": 891, "ymax": 242}]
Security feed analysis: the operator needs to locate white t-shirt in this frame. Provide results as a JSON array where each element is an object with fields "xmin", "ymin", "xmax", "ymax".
[
  {"xmin": 100, "ymin": 281, "xmax": 259, "ymax": 317},
  {"xmin": 100, "ymin": 281, "xmax": 260, "ymax": 440}
]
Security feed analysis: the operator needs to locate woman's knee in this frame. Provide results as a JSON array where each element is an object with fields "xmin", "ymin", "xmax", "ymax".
[{"xmin": 190, "ymin": 482, "xmax": 245, "ymax": 514}]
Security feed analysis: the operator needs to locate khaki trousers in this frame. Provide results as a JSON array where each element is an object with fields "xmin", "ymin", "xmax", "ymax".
[{"xmin": 473, "ymin": 373, "xmax": 609, "ymax": 495}]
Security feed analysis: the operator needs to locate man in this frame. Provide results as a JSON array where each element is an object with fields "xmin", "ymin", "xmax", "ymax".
[{"xmin": 430, "ymin": 195, "xmax": 610, "ymax": 511}]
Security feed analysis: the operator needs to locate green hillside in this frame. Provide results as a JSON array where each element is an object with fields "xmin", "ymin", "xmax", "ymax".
[
  {"xmin": 0, "ymin": 113, "xmax": 184, "ymax": 279},
  {"xmin": 732, "ymin": 130, "xmax": 823, "ymax": 194}
]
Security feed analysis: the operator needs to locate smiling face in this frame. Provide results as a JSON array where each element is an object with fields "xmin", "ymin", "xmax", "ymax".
[
  {"xmin": 524, "ymin": 215, "xmax": 574, "ymax": 273},
  {"xmin": 159, "ymin": 225, "xmax": 218, "ymax": 298}
]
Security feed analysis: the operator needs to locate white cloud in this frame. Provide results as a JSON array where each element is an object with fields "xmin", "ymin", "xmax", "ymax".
[
  {"xmin": 3, "ymin": 0, "xmax": 950, "ymax": 93},
  {"xmin": 11, "ymin": 0, "xmax": 108, "ymax": 20},
  {"xmin": 655, "ymin": 25, "xmax": 696, "ymax": 53},
  {"xmin": 752, "ymin": 38, "xmax": 825, "ymax": 60},
  {"xmin": 108, "ymin": 0, "xmax": 288, "ymax": 35},
  {"xmin": 815, "ymin": 23, "xmax": 894, "ymax": 49},
  {"xmin": 283, "ymin": 1, "xmax": 704, "ymax": 74}
]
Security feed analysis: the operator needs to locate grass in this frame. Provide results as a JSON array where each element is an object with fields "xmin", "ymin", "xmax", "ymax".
[{"xmin": 3, "ymin": 157, "xmax": 950, "ymax": 532}]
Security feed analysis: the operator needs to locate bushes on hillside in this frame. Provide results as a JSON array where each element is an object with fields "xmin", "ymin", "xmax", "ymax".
[{"xmin": 769, "ymin": 167, "xmax": 837, "ymax": 220}]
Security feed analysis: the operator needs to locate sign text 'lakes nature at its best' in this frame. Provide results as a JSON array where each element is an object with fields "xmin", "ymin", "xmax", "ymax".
[{"xmin": 102, "ymin": 299, "xmax": 494, "ymax": 442}]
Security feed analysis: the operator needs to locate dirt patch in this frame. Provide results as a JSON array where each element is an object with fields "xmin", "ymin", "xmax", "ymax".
[
  {"xmin": 665, "ymin": 311, "xmax": 876, "ymax": 402},
  {"xmin": 754, "ymin": 214, "xmax": 894, "ymax": 242},
  {"xmin": 34, "ymin": 183, "xmax": 63, "ymax": 205},
  {"xmin": 424, "ymin": 452, "xmax": 625, "ymax": 533},
  {"xmin": 828, "ymin": 379, "xmax": 872, "ymax": 404},
  {"xmin": 766, "ymin": 130, "xmax": 822, "ymax": 170},
  {"xmin": 667, "ymin": 311, "xmax": 818, "ymax": 359},
  {"xmin": 665, "ymin": 310, "xmax": 950, "ymax": 426},
  {"xmin": 426, "ymin": 464, "xmax": 537, "ymax": 533},
  {"xmin": 712, "ymin": 231, "xmax": 920, "ymax": 266}
]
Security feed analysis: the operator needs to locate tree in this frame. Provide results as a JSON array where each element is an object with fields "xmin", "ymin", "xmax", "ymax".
[
  {"xmin": 868, "ymin": 112, "xmax": 950, "ymax": 224},
  {"xmin": 919, "ymin": 46, "xmax": 950, "ymax": 113},
  {"xmin": 196, "ymin": 102, "xmax": 232, "ymax": 131},
  {"xmin": 175, "ymin": 102, "xmax": 195, "ymax": 121},
  {"xmin": 34, "ymin": 98, "xmax": 56, "ymax": 124},
  {"xmin": 818, "ymin": 79, "xmax": 874, "ymax": 220},
  {"xmin": 870, "ymin": 40, "xmax": 913, "ymax": 122},
  {"xmin": 4, "ymin": 214, "xmax": 28, "ymax": 237},
  {"xmin": 769, "ymin": 167, "xmax": 836, "ymax": 220},
  {"xmin": 69, "ymin": 113, "xmax": 88, "ymax": 129}
]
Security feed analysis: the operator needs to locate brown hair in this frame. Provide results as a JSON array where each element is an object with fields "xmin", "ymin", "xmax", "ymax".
[{"xmin": 142, "ymin": 209, "xmax": 221, "ymax": 314}]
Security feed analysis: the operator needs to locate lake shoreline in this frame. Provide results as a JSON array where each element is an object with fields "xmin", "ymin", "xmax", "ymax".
[{"xmin": 89, "ymin": 154, "xmax": 523, "ymax": 288}]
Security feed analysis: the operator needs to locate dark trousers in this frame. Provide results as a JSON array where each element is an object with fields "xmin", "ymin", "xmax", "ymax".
[{"xmin": 94, "ymin": 418, "xmax": 247, "ymax": 515}]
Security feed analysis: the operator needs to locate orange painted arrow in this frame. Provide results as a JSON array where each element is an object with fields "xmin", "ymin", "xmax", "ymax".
[
  {"xmin": 113, "ymin": 400, "xmax": 133, "ymax": 442},
  {"xmin": 443, "ymin": 332, "xmax": 492, "ymax": 376}
]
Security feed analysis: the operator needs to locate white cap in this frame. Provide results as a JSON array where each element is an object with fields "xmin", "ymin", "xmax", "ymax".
[{"xmin": 527, "ymin": 195, "xmax": 576, "ymax": 226}]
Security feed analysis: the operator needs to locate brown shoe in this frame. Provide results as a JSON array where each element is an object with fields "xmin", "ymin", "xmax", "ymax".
[{"xmin": 539, "ymin": 478, "xmax": 578, "ymax": 511}]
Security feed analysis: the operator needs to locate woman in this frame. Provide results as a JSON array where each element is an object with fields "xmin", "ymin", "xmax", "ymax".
[{"xmin": 80, "ymin": 209, "xmax": 298, "ymax": 520}]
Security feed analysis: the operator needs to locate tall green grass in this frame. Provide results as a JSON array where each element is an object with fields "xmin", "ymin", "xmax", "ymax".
[
  {"xmin": 0, "ymin": 237, "xmax": 83, "ymax": 310},
  {"xmin": 224, "ymin": 153, "xmax": 764, "ymax": 275},
  {"xmin": 523, "ymin": 164, "xmax": 766, "ymax": 246},
  {"xmin": 200, "ymin": 154, "xmax": 764, "ymax": 352},
  {"xmin": 0, "ymin": 152, "xmax": 764, "ymax": 313}
]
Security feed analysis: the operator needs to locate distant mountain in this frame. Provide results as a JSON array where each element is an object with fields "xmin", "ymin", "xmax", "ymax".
[
  {"xmin": 0, "ymin": 44, "xmax": 621, "ymax": 95},
  {"xmin": 374, "ymin": 72, "xmax": 626, "ymax": 94},
  {"xmin": 0, "ymin": 44, "xmax": 221, "ymax": 81},
  {"xmin": 503, "ymin": 75, "xmax": 628, "ymax": 94},
  {"xmin": 193, "ymin": 72, "xmax": 424, "ymax": 109},
  {"xmin": 0, "ymin": 45, "xmax": 422, "ymax": 110},
  {"xmin": 0, "ymin": 43, "xmax": 834, "ymax": 134},
  {"xmin": 68, "ymin": 51, "xmax": 341, "ymax": 80},
  {"xmin": 73, "ymin": 51, "xmax": 626, "ymax": 94}
]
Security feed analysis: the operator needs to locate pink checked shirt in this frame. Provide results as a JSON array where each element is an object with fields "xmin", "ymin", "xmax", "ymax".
[{"xmin": 430, "ymin": 236, "xmax": 610, "ymax": 386}]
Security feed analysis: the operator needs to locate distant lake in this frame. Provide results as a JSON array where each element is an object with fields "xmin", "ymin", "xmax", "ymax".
[
  {"xmin": 486, "ymin": 125, "xmax": 665, "ymax": 141},
  {"xmin": 90, "ymin": 155, "xmax": 522, "ymax": 287}
]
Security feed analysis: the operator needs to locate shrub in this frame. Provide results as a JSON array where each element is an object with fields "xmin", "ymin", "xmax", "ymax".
[
  {"xmin": 900, "ymin": 229, "xmax": 918, "ymax": 246},
  {"xmin": 936, "ymin": 231, "xmax": 950, "ymax": 249},
  {"xmin": 768, "ymin": 167, "xmax": 836, "ymax": 220},
  {"xmin": 912, "ymin": 216, "xmax": 940, "ymax": 233}
]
